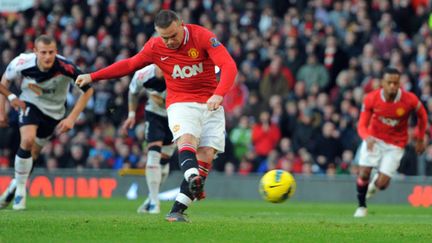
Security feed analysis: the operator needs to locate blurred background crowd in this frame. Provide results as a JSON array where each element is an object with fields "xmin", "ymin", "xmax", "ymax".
[{"xmin": 1, "ymin": 0, "xmax": 432, "ymax": 177}]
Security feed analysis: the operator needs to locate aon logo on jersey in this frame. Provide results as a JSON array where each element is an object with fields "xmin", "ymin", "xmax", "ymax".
[
  {"xmin": 172, "ymin": 63, "xmax": 203, "ymax": 79},
  {"xmin": 379, "ymin": 116, "xmax": 400, "ymax": 127}
]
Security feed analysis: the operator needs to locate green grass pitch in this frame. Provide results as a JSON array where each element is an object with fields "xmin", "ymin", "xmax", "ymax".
[{"xmin": 1, "ymin": 198, "xmax": 431, "ymax": 242}]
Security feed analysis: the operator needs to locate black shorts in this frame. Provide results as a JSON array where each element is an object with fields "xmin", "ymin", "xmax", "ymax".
[
  {"xmin": 19, "ymin": 102, "xmax": 61, "ymax": 139},
  {"xmin": 145, "ymin": 111, "xmax": 173, "ymax": 145}
]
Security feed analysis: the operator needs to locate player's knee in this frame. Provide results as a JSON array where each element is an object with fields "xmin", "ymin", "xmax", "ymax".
[
  {"xmin": 358, "ymin": 174, "xmax": 369, "ymax": 182},
  {"xmin": 177, "ymin": 134, "xmax": 198, "ymax": 147},
  {"xmin": 376, "ymin": 182, "xmax": 389, "ymax": 190},
  {"xmin": 148, "ymin": 145, "xmax": 162, "ymax": 153},
  {"xmin": 20, "ymin": 137, "xmax": 35, "ymax": 149},
  {"xmin": 197, "ymin": 147, "xmax": 215, "ymax": 162},
  {"xmin": 147, "ymin": 145, "xmax": 162, "ymax": 166}
]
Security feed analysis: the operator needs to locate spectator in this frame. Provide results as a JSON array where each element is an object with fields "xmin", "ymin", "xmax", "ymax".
[{"xmin": 251, "ymin": 111, "xmax": 281, "ymax": 171}]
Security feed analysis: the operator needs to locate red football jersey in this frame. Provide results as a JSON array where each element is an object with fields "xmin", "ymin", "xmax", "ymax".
[
  {"xmin": 91, "ymin": 24, "xmax": 237, "ymax": 107},
  {"xmin": 357, "ymin": 88, "xmax": 427, "ymax": 148}
]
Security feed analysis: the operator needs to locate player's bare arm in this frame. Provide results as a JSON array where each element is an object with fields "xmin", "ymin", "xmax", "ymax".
[
  {"xmin": 56, "ymin": 87, "xmax": 94, "ymax": 134},
  {"xmin": 149, "ymin": 93, "xmax": 165, "ymax": 107},
  {"xmin": 0, "ymin": 74, "xmax": 26, "ymax": 115},
  {"xmin": 121, "ymin": 91, "xmax": 139, "ymax": 134}
]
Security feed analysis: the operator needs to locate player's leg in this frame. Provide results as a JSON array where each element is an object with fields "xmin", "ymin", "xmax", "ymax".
[
  {"xmin": 165, "ymin": 103, "xmax": 203, "ymax": 222},
  {"xmin": 160, "ymin": 157, "xmax": 171, "ymax": 183},
  {"xmin": 196, "ymin": 147, "xmax": 215, "ymax": 200},
  {"xmin": 354, "ymin": 166, "xmax": 372, "ymax": 217},
  {"xmin": 0, "ymin": 142, "xmax": 42, "ymax": 209},
  {"xmin": 160, "ymin": 143, "xmax": 176, "ymax": 184},
  {"xmin": 5, "ymin": 103, "xmax": 59, "ymax": 210},
  {"xmin": 166, "ymin": 135, "xmax": 200, "ymax": 221},
  {"xmin": 12, "ymin": 125, "xmax": 37, "ymax": 210},
  {"xmin": 195, "ymin": 105, "xmax": 225, "ymax": 200},
  {"xmin": 0, "ymin": 178, "xmax": 17, "ymax": 209},
  {"xmin": 354, "ymin": 141, "xmax": 381, "ymax": 217},
  {"xmin": 367, "ymin": 172, "xmax": 391, "ymax": 199},
  {"xmin": 368, "ymin": 144, "xmax": 404, "ymax": 199},
  {"xmin": 138, "ymin": 148, "xmax": 174, "ymax": 213},
  {"xmin": 366, "ymin": 172, "xmax": 378, "ymax": 199},
  {"xmin": 137, "ymin": 140, "xmax": 163, "ymax": 214}
]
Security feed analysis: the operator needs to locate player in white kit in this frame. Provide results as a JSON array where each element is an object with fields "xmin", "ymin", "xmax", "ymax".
[
  {"xmin": 121, "ymin": 64, "xmax": 175, "ymax": 214},
  {"xmin": 0, "ymin": 35, "xmax": 94, "ymax": 210}
]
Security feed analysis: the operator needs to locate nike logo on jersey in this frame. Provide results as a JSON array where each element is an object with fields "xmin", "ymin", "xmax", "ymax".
[
  {"xmin": 161, "ymin": 56, "xmax": 169, "ymax": 61},
  {"xmin": 180, "ymin": 158, "xmax": 193, "ymax": 167}
]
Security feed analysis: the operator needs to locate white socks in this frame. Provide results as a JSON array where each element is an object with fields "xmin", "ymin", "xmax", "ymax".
[
  {"xmin": 161, "ymin": 163, "xmax": 170, "ymax": 184},
  {"xmin": 184, "ymin": 168, "xmax": 199, "ymax": 181},
  {"xmin": 14, "ymin": 155, "xmax": 33, "ymax": 196},
  {"xmin": 146, "ymin": 150, "xmax": 162, "ymax": 204}
]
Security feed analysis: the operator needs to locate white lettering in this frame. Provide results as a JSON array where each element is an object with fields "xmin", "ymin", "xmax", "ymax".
[
  {"xmin": 171, "ymin": 63, "xmax": 203, "ymax": 79},
  {"xmin": 379, "ymin": 116, "xmax": 400, "ymax": 127}
]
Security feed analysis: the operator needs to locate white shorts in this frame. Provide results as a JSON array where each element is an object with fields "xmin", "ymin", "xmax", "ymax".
[
  {"xmin": 358, "ymin": 139, "xmax": 404, "ymax": 177},
  {"xmin": 167, "ymin": 102, "xmax": 226, "ymax": 152}
]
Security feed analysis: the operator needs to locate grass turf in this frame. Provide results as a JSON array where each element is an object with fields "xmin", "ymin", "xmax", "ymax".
[{"xmin": 0, "ymin": 198, "xmax": 431, "ymax": 242}]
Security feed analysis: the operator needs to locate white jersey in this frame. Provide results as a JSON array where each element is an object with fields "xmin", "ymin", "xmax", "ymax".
[
  {"xmin": 129, "ymin": 64, "xmax": 167, "ymax": 117},
  {"xmin": 5, "ymin": 53, "xmax": 84, "ymax": 120}
]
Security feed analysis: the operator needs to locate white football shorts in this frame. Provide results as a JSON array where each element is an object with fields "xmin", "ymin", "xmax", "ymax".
[
  {"xmin": 167, "ymin": 102, "xmax": 226, "ymax": 152},
  {"xmin": 358, "ymin": 139, "xmax": 405, "ymax": 177}
]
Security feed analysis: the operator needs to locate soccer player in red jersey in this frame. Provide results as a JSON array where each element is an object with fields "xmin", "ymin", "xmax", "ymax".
[
  {"xmin": 75, "ymin": 10, "xmax": 237, "ymax": 222},
  {"xmin": 354, "ymin": 67, "xmax": 428, "ymax": 217}
]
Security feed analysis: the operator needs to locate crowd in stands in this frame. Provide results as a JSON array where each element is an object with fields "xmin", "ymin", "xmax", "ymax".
[{"xmin": 1, "ymin": 0, "xmax": 432, "ymax": 176}]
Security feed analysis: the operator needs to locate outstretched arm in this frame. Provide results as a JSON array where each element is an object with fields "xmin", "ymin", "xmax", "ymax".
[
  {"xmin": 56, "ymin": 87, "xmax": 94, "ymax": 133},
  {"xmin": 76, "ymin": 42, "xmax": 153, "ymax": 87}
]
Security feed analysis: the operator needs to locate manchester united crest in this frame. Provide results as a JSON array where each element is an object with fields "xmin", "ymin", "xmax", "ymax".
[
  {"xmin": 172, "ymin": 124, "xmax": 180, "ymax": 133},
  {"xmin": 396, "ymin": 107, "xmax": 405, "ymax": 116},
  {"xmin": 187, "ymin": 48, "xmax": 199, "ymax": 59}
]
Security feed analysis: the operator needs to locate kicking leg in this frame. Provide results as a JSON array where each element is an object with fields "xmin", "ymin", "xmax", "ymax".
[{"xmin": 166, "ymin": 135, "xmax": 201, "ymax": 222}]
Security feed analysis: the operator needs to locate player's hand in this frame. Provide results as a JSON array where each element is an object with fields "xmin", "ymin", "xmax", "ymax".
[
  {"xmin": 121, "ymin": 117, "xmax": 136, "ymax": 135},
  {"xmin": 0, "ymin": 114, "xmax": 8, "ymax": 127},
  {"xmin": 366, "ymin": 136, "xmax": 376, "ymax": 152},
  {"xmin": 207, "ymin": 94, "xmax": 223, "ymax": 111},
  {"xmin": 415, "ymin": 139, "xmax": 426, "ymax": 154},
  {"xmin": 56, "ymin": 117, "xmax": 74, "ymax": 134},
  {"xmin": 75, "ymin": 74, "xmax": 92, "ymax": 88},
  {"xmin": 10, "ymin": 98, "xmax": 26, "ymax": 112}
]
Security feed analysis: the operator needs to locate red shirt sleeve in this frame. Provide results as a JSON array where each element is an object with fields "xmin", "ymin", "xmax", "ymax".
[
  {"xmin": 90, "ymin": 41, "xmax": 154, "ymax": 81},
  {"xmin": 413, "ymin": 98, "xmax": 428, "ymax": 140},
  {"xmin": 199, "ymin": 29, "xmax": 237, "ymax": 97},
  {"xmin": 357, "ymin": 94, "xmax": 373, "ymax": 140}
]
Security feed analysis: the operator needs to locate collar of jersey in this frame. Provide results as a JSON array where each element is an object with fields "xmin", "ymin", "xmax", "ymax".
[
  {"xmin": 182, "ymin": 26, "xmax": 189, "ymax": 46},
  {"xmin": 380, "ymin": 88, "xmax": 401, "ymax": 103}
]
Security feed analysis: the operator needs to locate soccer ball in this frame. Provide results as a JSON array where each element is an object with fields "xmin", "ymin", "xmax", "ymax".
[{"xmin": 259, "ymin": 170, "xmax": 296, "ymax": 203}]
